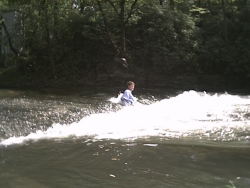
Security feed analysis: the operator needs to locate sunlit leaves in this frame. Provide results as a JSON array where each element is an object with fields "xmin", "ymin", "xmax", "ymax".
[{"xmin": 190, "ymin": 7, "xmax": 210, "ymax": 15}]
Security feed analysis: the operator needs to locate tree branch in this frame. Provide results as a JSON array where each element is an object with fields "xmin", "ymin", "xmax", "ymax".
[
  {"xmin": 126, "ymin": 39, "xmax": 145, "ymax": 51},
  {"xmin": 96, "ymin": 0, "xmax": 120, "ymax": 54},
  {"xmin": 107, "ymin": 0, "xmax": 120, "ymax": 18},
  {"xmin": 125, "ymin": 2, "xmax": 148, "ymax": 24},
  {"xmin": 2, "ymin": 21, "xmax": 19, "ymax": 56}
]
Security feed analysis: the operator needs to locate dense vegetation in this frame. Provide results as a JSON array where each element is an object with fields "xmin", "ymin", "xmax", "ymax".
[{"xmin": 0, "ymin": 0, "xmax": 250, "ymax": 90}]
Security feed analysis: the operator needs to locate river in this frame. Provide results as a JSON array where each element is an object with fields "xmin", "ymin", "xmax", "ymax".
[{"xmin": 0, "ymin": 87, "xmax": 250, "ymax": 188}]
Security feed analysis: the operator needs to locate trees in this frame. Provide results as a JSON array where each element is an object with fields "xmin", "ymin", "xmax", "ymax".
[
  {"xmin": 0, "ymin": 0, "xmax": 250, "ymax": 88},
  {"xmin": 130, "ymin": 3, "xmax": 198, "ymax": 78},
  {"xmin": 193, "ymin": 0, "xmax": 250, "ymax": 78},
  {"xmin": 96, "ymin": 0, "xmax": 152, "ymax": 68}
]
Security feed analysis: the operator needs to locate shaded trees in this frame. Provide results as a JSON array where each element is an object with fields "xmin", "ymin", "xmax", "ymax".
[
  {"xmin": 128, "ymin": 3, "xmax": 198, "ymax": 83},
  {"xmin": 96, "ymin": 0, "xmax": 151, "ymax": 68},
  {"xmin": 194, "ymin": 0, "xmax": 250, "ymax": 80},
  {"xmin": 0, "ymin": 0, "xmax": 250, "ymax": 88}
]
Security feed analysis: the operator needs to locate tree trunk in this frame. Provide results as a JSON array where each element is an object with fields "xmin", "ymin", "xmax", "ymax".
[
  {"xmin": 222, "ymin": 0, "xmax": 228, "ymax": 44},
  {"xmin": 96, "ymin": 0, "xmax": 120, "ymax": 55},
  {"xmin": 43, "ymin": 0, "xmax": 56, "ymax": 78},
  {"xmin": 120, "ymin": 0, "xmax": 126, "ymax": 58},
  {"xmin": 207, "ymin": 0, "xmax": 212, "ymax": 13},
  {"xmin": 96, "ymin": 0, "xmax": 128, "ymax": 68},
  {"xmin": 46, "ymin": 26, "xmax": 56, "ymax": 79},
  {"xmin": 2, "ymin": 21, "xmax": 19, "ymax": 57},
  {"xmin": 97, "ymin": 0, "xmax": 142, "ymax": 68},
  {"xmin": 170, "ymin": 0, "xmax": 175, "ymax": 10}
]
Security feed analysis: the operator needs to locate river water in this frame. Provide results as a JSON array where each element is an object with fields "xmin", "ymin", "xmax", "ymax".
[{"xmin": 0, "ymin": 87, "xmax": 250, "ymax": 188}]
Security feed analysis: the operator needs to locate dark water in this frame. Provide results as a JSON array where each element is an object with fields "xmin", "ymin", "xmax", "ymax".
[{"xmin": 0, "ymin": 88, "xmax": 250, "ymax": 188}]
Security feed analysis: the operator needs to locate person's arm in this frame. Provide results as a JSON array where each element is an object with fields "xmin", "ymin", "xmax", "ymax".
[
  {"xmin": 129, "ymin": 92, "xmax": 136, "ymax": 105},
  {"xmin": 129, "ymin": 92, "xmax": 135, "ymax": 102}
]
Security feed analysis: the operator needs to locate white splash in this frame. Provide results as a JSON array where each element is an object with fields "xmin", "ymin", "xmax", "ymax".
[{"xmin": 1, "ymin": 90, "xmax": 250, "ymax": 146}]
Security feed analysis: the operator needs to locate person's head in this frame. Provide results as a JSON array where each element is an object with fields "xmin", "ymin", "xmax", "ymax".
[{"xmin": 127, "ymin": 81, "xmax": 135, "ymax": 91}]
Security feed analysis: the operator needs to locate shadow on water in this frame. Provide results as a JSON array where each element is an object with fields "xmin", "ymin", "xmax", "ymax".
[{"xmin": 1, "ymin": 138, "xmax": 250, "ymax": 188}]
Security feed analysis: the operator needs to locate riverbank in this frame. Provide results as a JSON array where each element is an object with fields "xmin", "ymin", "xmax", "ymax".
[{"xmin": 0, "ymin": 66, "xmax": 249, "ymax": 95}]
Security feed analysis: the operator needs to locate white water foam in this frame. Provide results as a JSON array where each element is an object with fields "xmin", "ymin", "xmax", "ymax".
[{"xmin": 1, "ymin": 90, "xmax": 250, "ymax": 146}]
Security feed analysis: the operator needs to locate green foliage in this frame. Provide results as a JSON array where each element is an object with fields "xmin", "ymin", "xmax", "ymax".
[
  {"xmin": 190, "ymin": 6, "xmax": 210, "ymax": 15},
  {"xmin": 1, "ymin": 0, "xmax": 250, "ymax": 87},
  {"xmin": 195, "ymin": 1, "xmax": 250, "ymax": 78},
  {"xmin": 129, "ymin": 4, "xmax": 198, "ymax": 75}
]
